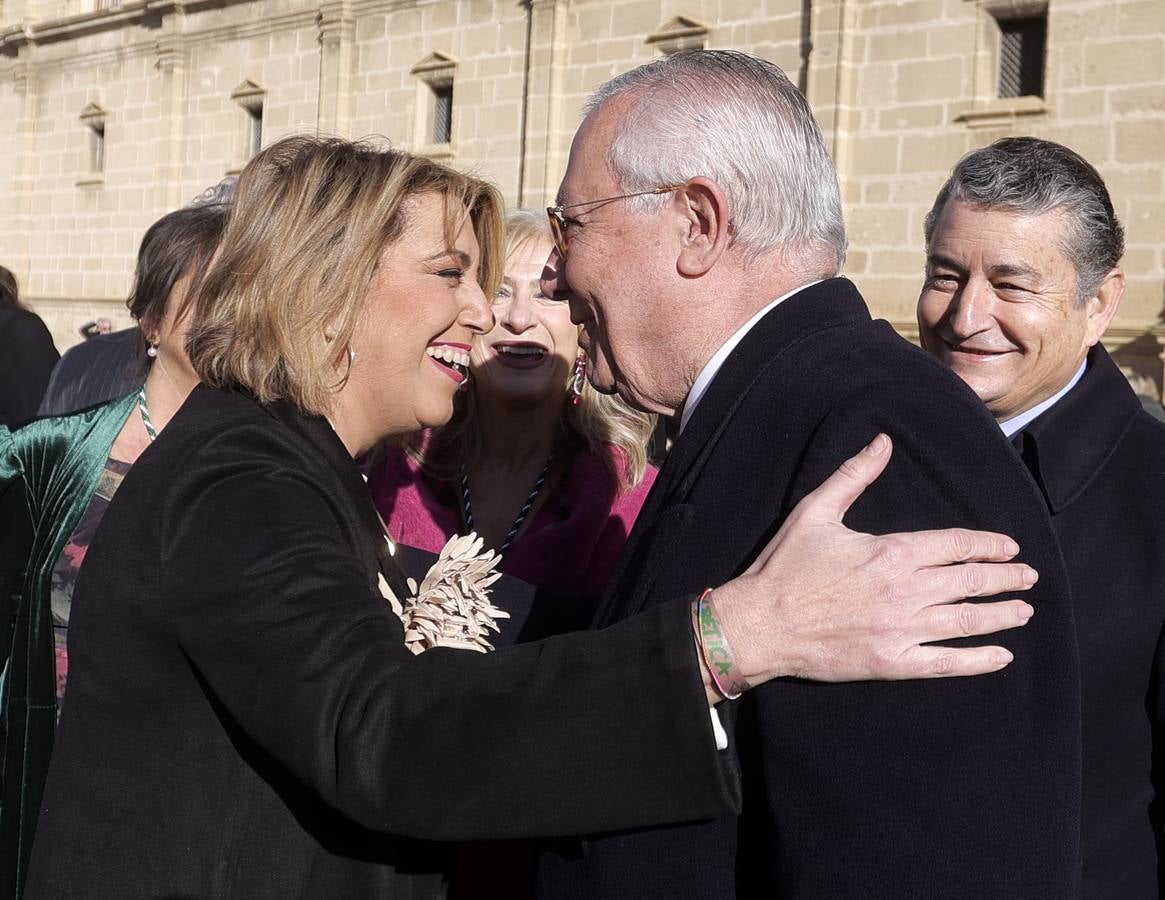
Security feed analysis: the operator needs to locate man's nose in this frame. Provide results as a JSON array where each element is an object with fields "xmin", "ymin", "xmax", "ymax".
[{"xmin": 949, "ymin": 280, "xmax": 993, "ymax": 337}]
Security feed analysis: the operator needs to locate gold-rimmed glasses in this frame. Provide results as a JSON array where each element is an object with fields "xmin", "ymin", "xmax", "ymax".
[{"xmin": 546, "ymin": 184, "xmax": 685, "ymax": 257}]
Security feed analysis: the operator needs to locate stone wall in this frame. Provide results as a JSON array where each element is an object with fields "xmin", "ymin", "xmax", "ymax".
[{"xmin": 1, "ymin": 0, "xmax": 1161, "ymax": 386}]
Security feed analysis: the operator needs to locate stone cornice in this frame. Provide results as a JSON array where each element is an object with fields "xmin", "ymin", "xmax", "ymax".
[
  {"xmin": 0, "ymin": 0, "xmax": 427, "ymax": 60},
  {"xmin": 0, "ymin": 4, "xmax": 318, "ymax": 70},
  {"xmin": 0, "ymin": 0, "xmax": 261, "ymax": 56},
  {"xmin": 316, "ymin": 0, "xmax": 354, "ymax": 46}
]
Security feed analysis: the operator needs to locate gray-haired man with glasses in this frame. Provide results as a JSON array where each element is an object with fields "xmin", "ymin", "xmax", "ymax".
[{"xmin": 536, "ymin": 50, "xmax": 1080, "ymax": 898}]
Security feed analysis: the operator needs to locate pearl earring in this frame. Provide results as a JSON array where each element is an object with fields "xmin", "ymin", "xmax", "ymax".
[{"xmin": 147, "ymin": 344, "xmax": 158, "ymax": 358}]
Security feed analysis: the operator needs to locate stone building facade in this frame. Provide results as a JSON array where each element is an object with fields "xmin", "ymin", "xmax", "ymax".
[{"xmin": 1, "ymin": 0, "xmax": 1163, "ymax": 386}]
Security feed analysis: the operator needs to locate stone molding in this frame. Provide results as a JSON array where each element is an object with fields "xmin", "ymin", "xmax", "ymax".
[
  {"xmin": 0, "ymin": 0, "xmax": 315, "ymax": 67},
  {"xmin": 644, "ymin": 15, "xmax": 710, "ymax": 54}
]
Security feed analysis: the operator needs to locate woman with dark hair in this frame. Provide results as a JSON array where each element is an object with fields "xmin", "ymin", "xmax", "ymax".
[
  {"xmin": 10, "ymin": 136, "xmax": 1034, "ymax": 899},
  {"xmin": 0, "ymin": 265, "xmax": 59, "ymax": 426},
  {"xmin": 0, "ymin": 266, "xmax": 19, "ymax": 307},
  {"xmin": 0, "ymin": 203, "xmax": 228, "ymax": 897}
]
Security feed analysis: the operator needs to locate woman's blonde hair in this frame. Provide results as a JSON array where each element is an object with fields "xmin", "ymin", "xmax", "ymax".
[
  {"xmin": 414, "ymin": 208, "xmax": 656, "ymax": 491},
  {"xmin": 186, "ymin": 135, "xmax": 504, "ymax": 415}
]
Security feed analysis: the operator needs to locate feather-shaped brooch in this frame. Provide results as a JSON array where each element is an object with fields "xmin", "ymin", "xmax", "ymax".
[{"xmin": 377, "ymin": 533, "xmax": 509, "ymax": 654}]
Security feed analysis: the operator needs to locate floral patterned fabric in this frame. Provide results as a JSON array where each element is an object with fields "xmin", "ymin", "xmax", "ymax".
[{"xmin": 48, "ymin": 457, "xmax": 131, "ymax": 717}]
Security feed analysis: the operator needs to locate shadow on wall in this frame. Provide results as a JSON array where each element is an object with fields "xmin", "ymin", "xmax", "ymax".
[{"xmin": 1112, "ymin": 329, "xmax": 1165, "ymax": 403}]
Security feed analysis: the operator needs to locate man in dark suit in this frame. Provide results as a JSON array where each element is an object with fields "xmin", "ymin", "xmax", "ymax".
[
  {"xmin": 38, "ymin": 326, "xmax": 144, "ymax": 415},
  {"xmin": 918, "ymin": 137, "xmax": 1165, "ymax": 898},
  {"xmin": 537, "ymin": 51, "xmax": 1081, "ymax": 897}
]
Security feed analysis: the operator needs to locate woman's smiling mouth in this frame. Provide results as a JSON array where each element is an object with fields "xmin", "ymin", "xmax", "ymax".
[
  {"xmin": 493, "ymin": 341, "xmax": 549, "ymax": 369},
  {"xmin": 426, "ymin": 342, "xmax": 471, "ymax": 382}
]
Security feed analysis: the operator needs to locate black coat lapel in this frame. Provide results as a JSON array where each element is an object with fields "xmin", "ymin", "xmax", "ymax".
[
  {"xmin": 262, "ymin": 398, "xmax": 413, "ymax": 601},
  {"xmin": 1020, "ymin": 345, "xmax": 1141, "ymax": 513}
]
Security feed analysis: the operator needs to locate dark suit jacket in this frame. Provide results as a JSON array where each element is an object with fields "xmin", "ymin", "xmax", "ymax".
[
  {"xmin": 0, "ymin": 305, "xmax": 58, "ymax": 427},
  {"xmin": 37, "ymin": 327, "xmax": 144, "ymax": 416},
  {"xmin": 538, "ymin": 278, "xmax": 1081, "ymax": 898},
  {"xmin": 1013, "ymin": 345, "xmax": 1165, "ymax": 898},
  {"xmin": 24, "ymin": 386, "xmax": 739, "ymax": 899}
]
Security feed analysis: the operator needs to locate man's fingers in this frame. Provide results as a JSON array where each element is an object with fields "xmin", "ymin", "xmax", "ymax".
[
  {"xmin": 796, "ymin": 434, "xmax": 892, "ymax": 524},
  {"xmin": 909, "ymin": 562, "xmax": 1039, "ymax": 605},
  {"xmin": 873, "ymin": 527, "xmax": 1023, "ymax": 569},
  {"xmin": 918, "ymin": 598, "xmax": 1034, "ymax": 642},
  {"xmin": 889, "ymin": 644, "xmax": 1016, "ymax": 679}
]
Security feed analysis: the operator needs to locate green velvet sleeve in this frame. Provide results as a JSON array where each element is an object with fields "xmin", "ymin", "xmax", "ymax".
[{"xmin": 0, "ymin": 393, "xmax": 136, "ymax": 899}]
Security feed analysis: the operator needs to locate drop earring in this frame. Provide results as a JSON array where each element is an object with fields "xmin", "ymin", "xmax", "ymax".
[
  {"xmin": 146, "ymin": 343, "xmax": 158, "ymax": 358},
  {"xmin": 569, "ymin": 354, "xmax": 587, "ymax": 406}
]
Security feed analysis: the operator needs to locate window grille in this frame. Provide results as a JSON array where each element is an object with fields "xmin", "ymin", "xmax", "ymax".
[
  {"xmin": 246, "ymin": 103, "xmax": 263, "ymax": 158},
  {"xmin": 432, "ymin": 83, "xmax": 453, "ymax": 145},
  {"xmin": 90, "ymin": 121, "xmax": 105, "ymax": 173},
  {"xmin": 997, "ymin": 15, "xmax": 1046, "ymax": 98}
]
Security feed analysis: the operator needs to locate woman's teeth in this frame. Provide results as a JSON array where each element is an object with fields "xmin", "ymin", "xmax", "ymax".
[
  {"xmin": 426, "ymin": 345, "xmax": 470, "ymax": 367},
  {"xmin": 499, "ymin": 346, "xmax": 545, "ymax": 357}
]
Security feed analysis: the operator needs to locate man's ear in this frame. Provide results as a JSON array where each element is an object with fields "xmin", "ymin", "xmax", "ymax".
[
  {"xmin": 675, "ymin": 177, "xmax": 732, "ymax": 278},
  {"xmin": 1083, "ymin": 267, "xmax": 1124, "ymax": 346}
]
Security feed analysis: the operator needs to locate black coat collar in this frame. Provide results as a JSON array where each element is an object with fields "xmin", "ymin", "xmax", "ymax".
[
  {"xmin": 1016, "ymin": 345, "xmax": 1141, "ymax": 514},
  {"xmin": 258, "ymin": 394, "xmax": 414, "ymax": 600},
  {"xmin": 660, "ymin": 277, "xmax": 870, "ymax": 505},
  {"xmin": 592, "ymin": 278, "xmax": 872, "ymax": 627}
]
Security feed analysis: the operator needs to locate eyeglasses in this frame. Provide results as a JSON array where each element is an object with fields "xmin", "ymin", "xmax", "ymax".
[{"xmin": 546, "ymin": 184, "xmax": 685, "ymax": 257}]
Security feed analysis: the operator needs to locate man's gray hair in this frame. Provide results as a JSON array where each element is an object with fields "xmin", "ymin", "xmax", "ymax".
[
  {"xmin": 585, "ymin": 50, "xmax": 847, "ymax": 270},
  {"xmin": 924, "ymin": 137, "xmax": 1124, "ymax": 303}
]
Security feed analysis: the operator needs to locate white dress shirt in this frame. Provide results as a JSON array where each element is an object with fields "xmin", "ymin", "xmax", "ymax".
[
  {"xmin": 680, "ymin": 281, "xmax": 821, "ymax": 434},
  {"xmin": 998, "ymin": 360, "xmax": 1087, "ymax": 439},
  {"xmin": 677, "ymin": 281, "xmax": 820, "ymax": 749}
]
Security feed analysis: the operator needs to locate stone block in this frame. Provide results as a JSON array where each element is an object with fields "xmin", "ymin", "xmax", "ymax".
[
  {"xmin": 1117, "ymin": 0, "xmax": 1165, "ymax": 38},
  {"xmin": 421, "ymin": 1, "xmax": 459, "ymax": 33},
  {"xmin": 855, "ymin": 61, "xmax": 897, "ymax": 106},
  {"xmin": 847, "ymin": 134, "xmax": 900, "ymax": 177},
  {"xmin": 848, "ymin": 204, "xmax": 911, "ymax": 246},
  {"xmin": 898, "ymin": 130, "xmax": 968, "ymax": 174},
  {"xmin": 355, "ymin": 15, "xmax": 386, "ymax": 42},
  {"xmin": 876, "ymin": 0, "xmax": 946, "ymax": 29},
  {"xmin": 1116, "ymin": 118, "xmax": 1165, "ymax": 164},
  {"xmin": 746, "ymin": 14, "xmax": 801, "ymax": 45},
  {"xmin": 1110, "ymin": 84, "xmax": 1165, "ymax": 117},
  {"xmin": 1056, "ymin": 88, "xmax": 1107, "ymax": 120},
  {"xmin": 843, "ymin": 248, "xmax": 870, "ymax": 274},
  {"xmin": 387, "ymin": 7, "xmax": 423, "ymax": 35},
  {"xmin": 611, "ymin": 0, "xmax": 662, "ymax": 36},
  {"xmin": 868, "ymin": 247, "xmax": 926, "ymax": 276},
  {"xmin": 854, "ymin": 272, "xmax": 928, "ymax": 320},
  {"xmin": 1034, "ymin": 123, "xmax": 1112, "ymax": 166},
  {"xmin": 877, "ymin": 102, "xmax": 945, "ymax": 130},
  {"xmin": 1083, "ymin": 38, "xmax": 1165, "ymax": 87},
  {"xmin": 1124, "ymin": 198, "xmax": 1165, "ymax": 246},
  {"xmin": 866, "ymin": 28, "xmax": 927, "ymax": 64},
  {"xmin": 574, "ymin": 5, "xmax": 614, "ymax": 40},
  {"xmin": 1102, "ymin": 165, "xmax": 1164, "ymax": 204},
  {"xmin": 895, "ymin": 56, "xmax": 966, "ymax": 104},
  {"xmin": 892, "ymin": 173, "xmax": 948, "ymax": 206}
]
